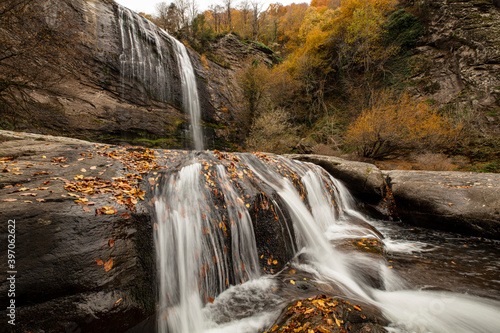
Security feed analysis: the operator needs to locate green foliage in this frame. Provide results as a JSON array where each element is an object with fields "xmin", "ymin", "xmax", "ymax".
[
  {"xmin": 471, "ymin": 161, "xmax": 500, "ymax": 173},
  {"xmin": 385, "ymin": 9, "xmax": 424, "ymax": 50}
]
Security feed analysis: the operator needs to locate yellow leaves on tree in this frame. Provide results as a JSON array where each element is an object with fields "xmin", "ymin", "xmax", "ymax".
[{"xmin": 345, "ymin": 92, "xmax": 461, "ymax": 159}]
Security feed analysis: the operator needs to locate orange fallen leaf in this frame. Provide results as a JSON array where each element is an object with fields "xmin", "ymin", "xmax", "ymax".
[
  {"xmin": 36, "ymin": 199, "xmax": 46, "ymax": 202},
  {"xmin": 104, "ymin": 258, "xmax": 113, "ymax": 272},
  {"xmin": 90, "ymin": 166, "xmax": 97, "ymax": 170},
  {"xmin": 114, "ymin": 298, "xmax": 123, "ymax": 306},
  {"xmin": 333, "ymin": 314, "xmax": 343, "ymax": 327},
  {"xmin": 83, "ymin": 206, "xmax": 91, "ymax": 213},
  {"xmin": 290, "ymin": 280, "xmax": 295, "ymax": 285},
  {"xmin": 208, "ymin": 297, "xmax": 214, "ymax": 303},
  {"xmin": 81, "ymin": 168, "xmax": 87, "ymax": 172},
  {"xmin": 2, "ymin": 198, "xmax": 18, "ymax": 202},
  {"xmin": 100, "ymin": 206, "xmax": 117, "ymax": 215},
  {"xmin": 95, "ymin": 259, "xmax": 104, "ymax": 266},
  {"xmin": 121, "ymin": 212, "xmax": 131, "ymax": 219},
  {"xmin": 353, "ymin": 305, "xmax": 362, "ymax": 311},
  {"xmin": 24, "ymin": 200, "xmax": 33, "ymax": 203},
  {"xmin": 108, "ymin": 238, "xmax": 115, "ymax": 247}
]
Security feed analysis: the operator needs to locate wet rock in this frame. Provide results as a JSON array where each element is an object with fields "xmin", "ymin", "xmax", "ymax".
[{"xmin": 384, "ymin": 170, "xmax": 500, "ymax": 239}]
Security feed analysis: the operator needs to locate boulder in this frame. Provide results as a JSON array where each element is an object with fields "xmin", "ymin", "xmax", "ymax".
[
  {"xmin": 384, "ymin": 170, "xmax": 500, "ymax": 239},
  {"xmin": 265, "ymin": 295, "xmax": 387, "ymax": 333}
]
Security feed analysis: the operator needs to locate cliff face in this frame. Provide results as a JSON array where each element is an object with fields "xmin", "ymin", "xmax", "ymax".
[
  {"xmin": 1, "ymin": 0, "xmax": 268, "ymax": 150},
  {"xmin": 410, "ymin": 0, "xmax": 500, "ymax": 135}
]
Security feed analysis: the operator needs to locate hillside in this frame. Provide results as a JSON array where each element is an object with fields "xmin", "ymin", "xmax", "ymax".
[{"xmin": 1, "ymin": 0, "xmax": 499, "ymax": 171}]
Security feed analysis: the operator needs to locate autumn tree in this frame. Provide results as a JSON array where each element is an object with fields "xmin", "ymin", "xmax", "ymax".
[
  {"xmin": 345, "ymin": 91, "xmax": 461, "ymax": 158},
  {"xmin": 250, "ymin": 1, "xmax": 264, "ymax": 39},
  {"xmin": 237, "ymin": 59, "xmax": 271, "ymax": 119},
  {"xmin": 223, "ymin": 0, "xmax": 233, "ymax": 30},
  {"xmin": 246, "ymin": 107, "xmax": 299, "ymax": 154}
]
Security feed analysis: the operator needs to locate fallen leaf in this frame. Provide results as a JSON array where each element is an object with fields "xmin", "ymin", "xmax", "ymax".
[
  {"xmin": 108, "ymin": 238, "xmax": 115, "ymax": 247},
  {"xmin": 36, "ymin": 199, "xmax": 46, "ymax": 202},
  {"xmin": 290, "ymin": 280, "xmax": 296, "ymax": 285},
  {"xmin": 90, "ymin": 166, "xmax": 97, "ymax": 170},
  {"xmin": 114, "ymin": 298, "xmax": 123, "ymax": 306},
  {"xmin": 83, "ymin": 206, "xmax": 91, "ymax": 213},
  {"xmin": 334, "ymin": 314, "xmax": 343, "ymax": 327},
  {"xmin": 24, "ymin": 201, "xmax": 33, "ymax": 203},
  {"xmin": 81, "ymin": 168, "xmax": 87, "ymax": 172},
  {"xmin": 208, "ymin": 297, "xmax": 214, "ymax": 303},
  {"xmin": 104, "ymin": 258, "xmax": 113, "ymax": 272},
  {"xmin": 2, "ymin": 198, "xmax": 17, "ymax": 202},
  {"xmin": 100, "ymin": 206, "xmax": 117, "ymax": 215},
  {"xmin": 95, "ymin": 259, "xmax": 104, "ymax": 266},
  {"xmin": 121, "ymin": 212, "xmax": 131, "ymax": 219}
]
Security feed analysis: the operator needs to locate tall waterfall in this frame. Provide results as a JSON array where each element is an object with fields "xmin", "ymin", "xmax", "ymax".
[
  {"xmin": 116, "ymin": 5, "xmax": 204, "ymax": 149},
  {"xmin": 153, "ymin": 151, "xmax": 500, "ymax": 333},
  {"xmin": 170, "ymin": 38, "xmax": 205, "ymax": 150}
]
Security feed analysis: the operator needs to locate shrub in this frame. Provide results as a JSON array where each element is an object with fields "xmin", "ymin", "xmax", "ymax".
[
  {"xmin": 246, "ymin": 108, "xmax": 299, "ymax": 154},
  {"xmin": 345, "ymin": 91, "xmax": 461, "ymax": 159}
]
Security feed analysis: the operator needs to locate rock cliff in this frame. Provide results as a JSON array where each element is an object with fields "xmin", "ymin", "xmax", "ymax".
[
  {"xmin": 0, "ymin": 0, "xmax": 271, "ymax": 150},
  {"xmin": 410, "ymin": 0, "xmax": 500, "ymax": 136}
]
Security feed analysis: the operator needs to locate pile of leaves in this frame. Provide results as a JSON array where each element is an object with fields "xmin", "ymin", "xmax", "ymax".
[{"xmin": 266, "ymin": 295, "xmax": 385, "ymax": 333}]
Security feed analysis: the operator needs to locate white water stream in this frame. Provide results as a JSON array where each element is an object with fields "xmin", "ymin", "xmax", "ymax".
[
  {"xmin": 154, "ymin": 154, "xmax": 500, "ymax": 333},
  {"xmin": 117, "ymin": 5, "xmax": 204, "ymax": 150},
  {"xmin": 170, "ymin": 38, "xmax": 205, "ymax": 150}
]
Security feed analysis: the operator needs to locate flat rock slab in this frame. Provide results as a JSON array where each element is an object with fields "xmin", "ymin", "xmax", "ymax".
[
  {"xmin": 285, "ymin": 154, "xmax": 387, "ymax": 205},
  {"xmin": 384, "ymin": 170, "xmax": 500, "ymax": 239}
]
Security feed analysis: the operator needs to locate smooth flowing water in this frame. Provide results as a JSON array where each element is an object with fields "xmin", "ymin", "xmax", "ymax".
[
  {"xmin": 153, "ymin": 155, "xmax": 500, "ymax": 332},
  {"xmin": 169, "ymin": 38, "xmax": 204, "ymax": 150},
  {"xmin": 116, "ymin": 5, "xmax": 204, "ymax": 149}
]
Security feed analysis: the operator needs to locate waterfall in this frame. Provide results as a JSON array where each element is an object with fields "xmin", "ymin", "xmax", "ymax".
[
  {"xmin": 169, "ymin": 38, "xmax": 205, "ymax": 150},
  {"xmin": 116, "ymin": 5, "xmax": 204, "ymax": 149},
  {"xmin": 153, "ymin": 156, "xmax": 500, "ymax": 331},
  {"xmin": 117, "ymin": 5, "xmax": 172, "ymax": 102}
]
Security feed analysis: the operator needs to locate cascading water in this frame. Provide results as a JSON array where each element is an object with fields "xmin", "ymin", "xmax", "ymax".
[
  {"xmin": 153, "ymin": 151, "xmax": 500, "ymax": 333},
  {"xmin": 170, "ymin": 38, "xmax": 205, "ymax": 150},
  {"xmin": 116, "ymin": 5, "xmax": 204, "ymax": 149},
  {"xmin": 117, "ymin": 5, "xmax": 173, "ymax": 102}
]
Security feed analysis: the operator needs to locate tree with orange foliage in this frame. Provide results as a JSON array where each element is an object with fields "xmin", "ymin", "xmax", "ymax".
[{"xmin": 345, "ymin": 92, "xmax": 461, "ymax": 158}]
